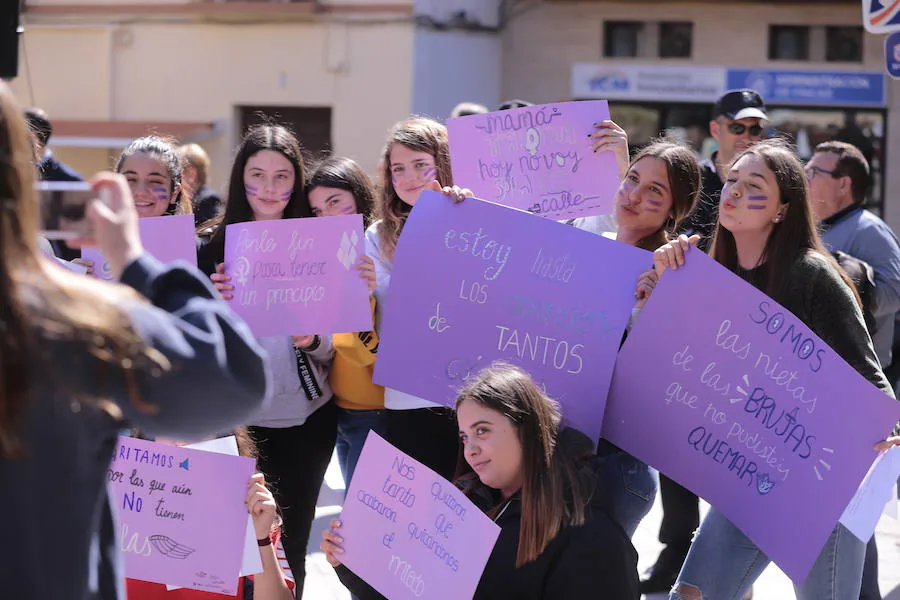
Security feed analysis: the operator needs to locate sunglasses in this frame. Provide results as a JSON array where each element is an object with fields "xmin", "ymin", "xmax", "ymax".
[{"xmin": 727, "ymin": 123, "xmax": 764, "ymax": 137}]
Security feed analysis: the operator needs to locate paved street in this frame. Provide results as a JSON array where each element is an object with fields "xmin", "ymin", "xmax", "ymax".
[{"xmin": 301, "ymin": 453, "xmax": 900, "ymax": 600}]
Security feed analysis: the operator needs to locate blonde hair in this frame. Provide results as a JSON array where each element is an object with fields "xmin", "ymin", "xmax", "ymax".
[
  {"xmin": 375, "ymin": 117, "xmax": 452, "ymax": 261},
  {"xmin": 177, "ymin": 143, "xmax": 211, "ymax": 186},
  {"xmin": 0, "ymin": 82, "xmax": 168, "ymax": 458}
]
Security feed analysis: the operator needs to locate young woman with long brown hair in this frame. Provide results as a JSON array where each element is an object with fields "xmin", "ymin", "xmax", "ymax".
[
  {"xmin": 365, "ymin": 116, "xmax": 461, "ymax": 481},
  {"xmin": 321, "ymin": 363, "xmax": 640, "ymax": 599},
  {"xmin": 200, "ymin": 124, "xmax": 337, "ymax": 594},
  {"xmin": 648, "ymin": 139, "xmax": 900, "ymax": 600},
  {"xmin": 574, "ymin": 134, "xmax": 703, "ymax": 541},
  {"xmin": 0, "ymin": 81, "xmax": 269, "ymax": 599}
]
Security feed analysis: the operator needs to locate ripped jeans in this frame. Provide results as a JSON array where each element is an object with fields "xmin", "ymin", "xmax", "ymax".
[{"xmin": 670, "ymin": 507, "xmax": 864, "ymax": 600}]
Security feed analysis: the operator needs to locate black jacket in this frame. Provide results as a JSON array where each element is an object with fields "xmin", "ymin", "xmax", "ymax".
[
  {"xmin": 336, "ymin": 431, "xmax": 640, "ymax": 600},
  {"xmin": 192, "ymin": 184, "xmax": 223, "ymax": 226},
  {"xmin": 677, "ymin": 153, "xmax": 723, "ymax": 253},
  {"xmin": 38, "ymin": 153, "xmax": 84, "ymax": 182}
]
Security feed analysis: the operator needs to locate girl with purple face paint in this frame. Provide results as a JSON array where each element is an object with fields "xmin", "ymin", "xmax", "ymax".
[
  {"xmin": 73, "ymin": 136, "xmax": 193, "ymax": 275},
  {"xmin": 304, "ymin": 156, "xmax": 386, "ymax": 491},
  {"xmin": 366, "ymin": 116, "xmax": 464, "ymax": 483},
  {"xmin": 115, "ymin": 136, "xmax": 192, "ymax": 219},
  {"xmin": 198, "ymin": 124, "xmax": 335, "ymax": 596},
  {"xmin": 574, "ymin": 136, "xmax": 704, "ymax": 541},
  {"xmin": 646, "ymin": 139, "xmax": 899, "ymax": 600}
]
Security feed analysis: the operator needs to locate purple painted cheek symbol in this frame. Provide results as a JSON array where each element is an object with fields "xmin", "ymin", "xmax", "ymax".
[
  {"xmin": 746, "ymin": 195, "xmax": 769, "ymax": 210},
  {"xmin": 244, "ymin": 184, "xmax": 258, "ymax": 197},
  {"xmin": 423, "ymin": 168, "xmax": 436, "ymax": 182}
]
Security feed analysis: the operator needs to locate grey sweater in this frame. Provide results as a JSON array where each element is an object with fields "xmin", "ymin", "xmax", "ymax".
[
  {"xmin": 0, "ymin": 254, "xmax": 271, "ymax": 599},
  {"xmin": 821, "ymin": 204, "xmax": 900, "ymax": 369}
]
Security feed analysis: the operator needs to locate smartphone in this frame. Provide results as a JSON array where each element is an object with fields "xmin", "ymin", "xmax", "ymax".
[{"xmin": 36, "ymin": 181, "xmax": 99, "ymax": 240}]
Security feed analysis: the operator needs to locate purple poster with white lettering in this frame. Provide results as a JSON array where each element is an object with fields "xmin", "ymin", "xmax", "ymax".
[
  {"xmin": 373, "ymin": 191, "xmax": 649, "ymax": 441},
  {"xmin": 603, "ymin": 252, "xmax": 900, "ymax": 582},
  {"xmin": 339, "ymin": 432, "xmax": 500, "ymax": 600},
  {"xmin": 82, "ymin": 214, "xmax": 197, "ymax": 280},
  {"xmin": 109, "ymin": 436, "xmax": 254, "ymax": 594},
  {"xmin": 223, "ymin": 215, "xmax": 371, "ymax": 337},
  {"xmin": 447, "ymin": 101, "xmax": 618, "ymax": 220}
]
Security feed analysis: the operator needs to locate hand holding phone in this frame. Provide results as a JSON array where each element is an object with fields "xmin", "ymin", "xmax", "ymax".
[{"xmin": 46, "ymin": 173, "xmax": 145, "ymax": 281}]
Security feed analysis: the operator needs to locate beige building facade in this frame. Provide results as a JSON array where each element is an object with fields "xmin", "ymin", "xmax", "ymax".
[
  {"xmin": 13, "ymin": 0, "xmax": 417, "ymax": 190},
  {"xmin": 500, "ymin": 0, "xmax": 900, "ymax": 228}
]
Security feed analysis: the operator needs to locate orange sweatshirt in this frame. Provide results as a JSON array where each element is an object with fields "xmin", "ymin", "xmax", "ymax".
[{"xmin": 330, "ymin": 296, "xmax": 384, "ymax": 410}]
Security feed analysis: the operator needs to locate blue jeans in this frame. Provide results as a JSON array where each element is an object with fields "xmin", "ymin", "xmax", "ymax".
[
  {"xmin": 593, "ymin": 450, "xmax": 658, "ymax": 537},
  {"xmin": 671, "ymin": 507, "xmax": 865, "ymax": 599},
  {"xmin": 335, "ymin": 408, "xmax": 387, "ymax": 487}
]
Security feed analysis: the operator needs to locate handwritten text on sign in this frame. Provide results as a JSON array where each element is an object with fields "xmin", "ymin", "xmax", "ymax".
[
  {"xmin": 82, "ymin": 214, "xmax": 197, "ymax": 280},
  {"xmin": 339, "ymin": 432, "xmax": 500, "ymax": 600},
  {"xmin": 374, "ymin": 192, "xmax": 649, "ymax": 441},
  {"xmin": 602, "ymin": 252, "xmax": 900, "ymax": 582},
  {"xmin": 109, "ymin": 436, "xmax": 254, "ymax": 594},
  {"xmin": 447, "ymin": 101, "xmax": 619, "ymax": 219},
  {"xmin": 224, "ymin": 215, "xmax": 372, "ymax": 337}
]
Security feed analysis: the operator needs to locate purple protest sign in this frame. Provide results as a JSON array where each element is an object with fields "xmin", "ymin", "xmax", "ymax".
[
  {"xmin": 447, "ymin": 101, "xmax": 618, "ymax": 220},
  {"xmin": 82, "ymin": 214, "xmax": 197, "ymax": 280},
  {"xmin": 603, "ymin": 252, "xmax": 900, "ymax": 583},
  {"xmin": 373, "ymin": 191, "xmax": 649, "ymax": 441},
  {"xmin": 109, "ymin": 436, "xmax": 254, "ymax": 594},
  {"xmin": 223, "ymin": 216, "xmax": 371, "ymax": 337},
  {"xmin": 339, "ymin": 432, "xmax": 500, "ymax": 600}
]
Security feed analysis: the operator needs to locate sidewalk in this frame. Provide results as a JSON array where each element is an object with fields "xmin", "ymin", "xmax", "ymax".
[{"xmin": 302, "ymin": 452, "xmax": 900, "ymax": 600}]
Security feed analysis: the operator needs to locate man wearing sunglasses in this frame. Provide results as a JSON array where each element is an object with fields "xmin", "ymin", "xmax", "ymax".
[
  {"xmin": 807, "ymin": 140, "xmax": 900, "ymax": 600},
  {"xmin": 644, "ymin": 89, "xmax": 768, "ymax": 598}
]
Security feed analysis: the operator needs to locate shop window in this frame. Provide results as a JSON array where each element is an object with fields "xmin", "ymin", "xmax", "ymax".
[
  {"xmin": 769, "ymin": 25, "xmax": 809, "ymax": 60},
  {"xmin": 825, "ymin": 27, "xmax": 863, "ymax": 62},
  {"xmin": 659, "ymin": 22, "xmax": 693, "ymax": 58},
  {"xmin": 604, "ymin": 21, "xmax": 642, "ymax": 58}
]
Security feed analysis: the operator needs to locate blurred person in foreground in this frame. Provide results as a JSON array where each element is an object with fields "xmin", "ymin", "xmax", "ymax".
[{"xmin": 0, "ymin": 81, "xmax": 272, "ymax": 600}]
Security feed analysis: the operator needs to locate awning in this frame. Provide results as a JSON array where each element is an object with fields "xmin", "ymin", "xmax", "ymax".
[{"xmin": 50, "ymin": 119, "xmax": 226, "ymax": 148}]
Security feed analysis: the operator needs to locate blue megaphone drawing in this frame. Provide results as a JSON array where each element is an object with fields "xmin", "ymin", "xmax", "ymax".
[{"xmin": 179, "ymin": 458, "xmax": 190, "ymax": 471}]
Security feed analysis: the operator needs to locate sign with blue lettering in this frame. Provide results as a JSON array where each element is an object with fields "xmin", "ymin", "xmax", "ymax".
[
  {"xmin": 887, "ymin": 32, "xmax": 900, "ymax": 79},
  {"xmin": 727, "ymin": 69, "xmax": 886, "ymax": 107},
  {"xmin": 863, "ymin": 0, "xmax": 900, "ymax": 34}
]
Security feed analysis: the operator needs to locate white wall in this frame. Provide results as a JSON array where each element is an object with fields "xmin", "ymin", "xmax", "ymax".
[{"xmin": 411, "ymin": 0, "xmax": 502, "ymax": 121}]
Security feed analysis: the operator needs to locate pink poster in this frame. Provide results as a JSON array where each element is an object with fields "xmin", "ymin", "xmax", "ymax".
[
  {"xmin": 339, "ymin": 432, "xmax": 500, "ymax": 600},
  {"xmin": 82, "ymin": 214, "xmax": 197, "ymax": 280},
  {"xmin": 223, "ymin": 215, "xmax": 371, "ymax": 337},
  {"xmin": 110, "ymin": 436, "xmax": 254, "ymax": 594},
  {"xmin": 447, "ymin": 101, "xmax": 619, "ymax": 219}
]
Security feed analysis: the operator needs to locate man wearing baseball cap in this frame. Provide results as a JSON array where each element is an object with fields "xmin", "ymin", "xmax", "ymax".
[
  {"xmin": 676, "ymin": 89, "xmax": 768, "ymax": 251},
  {"xmin": 643, "ymin": 89, "xmax": 767, "ymax": 597}
]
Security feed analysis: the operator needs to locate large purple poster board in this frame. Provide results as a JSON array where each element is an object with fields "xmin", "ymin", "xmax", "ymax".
[
  {"xmin": 603, "ymin": 252, "xmax": 900, "ymax": 582},
  {"xmin": 447, "ymin": 101, "xmax": 619, "ymax": 220},
  {"xmin": 373, "ymin": 191, "xmax": 649, "ymax": 441},
  {"xmin": 339, "ymin": 432, "xmax": 500, "ymax": 600},
  {"xmin": 109, "ymin": 436, "xmax": 254, "ymax": 594},
  {"xmin": 82, "ymin": 214, "xmax": 197, "ymax": 280},
  {"xmin": 223, "ymin": 215, "xmax": 371, "ymax": 337}
]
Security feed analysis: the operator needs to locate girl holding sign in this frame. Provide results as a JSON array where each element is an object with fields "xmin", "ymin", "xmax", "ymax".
[
  {"xmin": 584, "ymin": 138, "xmax": 704, "ymax": 540},
  {"xmin": 200, "ymin": 124, "xmax": 336, "ymax": 594},
  {"xmin": 305, "ymin": 156, "xmax": 385, "ymax": 487},
  {"xmin": 366, "ymin": 116, "xmax": 462, "ymax": 481},
  {"xmin": 322, "ymin": 363, "xmax": 641, "ymax": 599},
  {"xmin": 649, "ymin": 140, "xmax": 898, "ymax": 600}
]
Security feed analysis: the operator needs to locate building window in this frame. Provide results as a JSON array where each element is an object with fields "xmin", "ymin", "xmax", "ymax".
[
  {"xmin": 659, "ymin": 22, "xmax": 693, "ymax": 58},
  {"xmin": 604, "ymin": 21, "xmax": 642, "ymax": 58},
  {"xmin": 826, "ymin": 26, "xmax": 863, "ymax": 62},
  {"xmin": 769, "ymin": 25, "xmax": 809, "ymax": 60}
]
